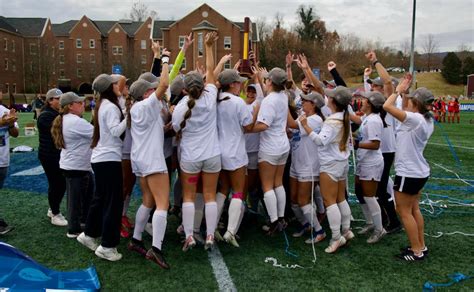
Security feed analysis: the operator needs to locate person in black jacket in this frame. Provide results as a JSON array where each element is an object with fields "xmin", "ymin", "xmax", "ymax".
[{"xmin": 38, "ymin": 88, "xmax": 67, "ymax": 226}]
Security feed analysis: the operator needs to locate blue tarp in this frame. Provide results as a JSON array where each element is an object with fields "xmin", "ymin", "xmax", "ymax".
[{"xmin": 0, "ymin": 242, "xmax": 100, "ymax": 291}]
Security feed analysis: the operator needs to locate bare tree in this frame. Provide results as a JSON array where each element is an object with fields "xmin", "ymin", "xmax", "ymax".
[
  {"xmin": 129, "ymin": 1, "xmax": 157, "ymax": 21},
  {"xmin": 422, "ymin": 34, "xmax": 439, "ymax": 71},
  {"xmin": 274, "ymin": 12, "xmax": 284, "ymax": 30}
]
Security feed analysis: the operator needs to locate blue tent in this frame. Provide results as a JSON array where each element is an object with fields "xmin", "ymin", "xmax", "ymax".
[{"xmin": 0, "ymin": 242, "xmax": 100, "ymax": 291}]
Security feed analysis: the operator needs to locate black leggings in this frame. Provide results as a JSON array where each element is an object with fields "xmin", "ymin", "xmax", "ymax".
[
  {"xmin": 40, "ymin": 157, "xmax": 66, "ymax": 215},
  {"xmin": 376, "ymin": 152, "xmax": 395, "ymax": 202}
]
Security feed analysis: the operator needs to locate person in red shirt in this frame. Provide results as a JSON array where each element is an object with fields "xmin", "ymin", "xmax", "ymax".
[
  {"xmin": 447, "ymin": 97, "xmax": 455, "ymax": 123},
  {"xmin": 453, "ymin": 97, "xmax": 460, "ymax": 123},
  {"xmin": 440, "ymin": 97, "xmax": 446, "ymax": 123}
]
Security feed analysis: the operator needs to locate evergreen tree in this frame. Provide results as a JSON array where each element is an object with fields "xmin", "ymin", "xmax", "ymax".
[
  {"xmin": 462, "ymin": 56, "xmax": 474, "ymax": 85},
  {"xmin": 442, "ymin": 52, "xmax": 462, "ymax": 84}
]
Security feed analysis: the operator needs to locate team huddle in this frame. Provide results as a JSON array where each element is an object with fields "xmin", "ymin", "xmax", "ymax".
[{"xmin": 37, "ymin": 32, "xmax": 434, "ymax": 269}]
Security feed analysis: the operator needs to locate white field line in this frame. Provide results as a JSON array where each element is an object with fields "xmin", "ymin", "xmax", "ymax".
[
  {"xmin": 207, "ymin": 246, "xmax": 237, "ymax": 292},
  {"xmin": 428, "ymin": 142, "xmax": 474, "ymax": 150},
  {"xmin": 11, "ymin": 165, "xmax": 44, "ymax": 176}
]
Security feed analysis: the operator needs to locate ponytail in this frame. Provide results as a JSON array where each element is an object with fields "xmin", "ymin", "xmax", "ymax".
[
  {"xmin": 339, "ymin": 109, "xmax": 350, "ymax": 152},
  {"xmin": 373, "ymin": 106, "xmax": 388, "ymax": 128},
  {"xmin": 176, "ymin": 85, "xmax": 202, "ymax": 141},
  {"xmin": 51, "ymin": 106, "xmax": 70, "ymax": 149}
]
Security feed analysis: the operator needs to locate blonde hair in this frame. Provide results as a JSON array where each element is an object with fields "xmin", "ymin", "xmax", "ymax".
[{"xmin": 51, "ymin": 105, "xmax": 71, "ymax": 149}]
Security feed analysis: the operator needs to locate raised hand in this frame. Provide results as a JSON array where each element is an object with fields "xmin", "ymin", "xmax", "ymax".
[
  {"xmin": 296, "ymin": 54, "xmax": 310, "ymax": 70},
  {"xmin": 151, "ymin": 40, "xmax": 161, "ymax": 57},
  {"xmin": 364, "ymin": 67, "xmax": 372, "ymax": 76},
  {"xmin": 196, "ymin": 61, "xmax": 205, "ymax": 75},
  {"xmin": 396, "ymin": 73, "xmax": 413, "ymax": 94},
  {"xmin": 327, "ymin": 61, "xmax": 336, "ymax": 71},
  {"xmin": 286, "ymin": 51, "xmax": 294, "ymax": 67},
  {"xmin": 220, "ymin": 54, "xmax": 232, "ymax": 65},
  {"xmin": 233, "ymin": 59, "xmax": 241, "ymax": 71},
  {"xmin": 161, "ymin": 48, "xmax": 171, "ymax": 57},
  {"xmin": 205, "ymin": 31, "xmax": 218, "ymax": 47},
  {"xmin": 183, "ymin": 33, "xmax": 194, "ymax": 52}
]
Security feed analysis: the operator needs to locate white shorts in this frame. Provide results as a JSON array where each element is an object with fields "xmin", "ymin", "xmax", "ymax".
[
  {"xmin": 320, "ymin": 160, "xmax": 349, "ymax": 182},
  {"xmin": 258, "ymin": 151, "xmax": 289, "ymax": 166},
  {"xmin": 247, "ymin": 152, "xmax": 259, "ymax": 170},
  {"xmin": 180, "ymin": 155, "xmax": 221, "ymax": 174},
  {"xmin": 356, "ymin": 163, "xmax": 383, "ymax": 182},
  {"xmin": 289, "ymin": 173, "xmax": 319, "ymax": 183}
]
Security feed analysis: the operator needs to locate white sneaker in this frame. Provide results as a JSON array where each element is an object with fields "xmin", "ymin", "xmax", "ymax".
[
  {"xmin": 77, "ymin": 232, "xmax": 99, "ymax": 251},
  {"xmin": 95, "ymin": 245, "xmax": 122, "ymax": 261},
  {"xmin": 357, "ymin": 224, "xmax": 374, "ymax": 235},
  {"xmin": 51, "ymin": 213, "xmax": 68, "ymax": 226},
  {"xmin": 66, "ymin": 232, "xmax": 80, "ymax": 238},
  {"xmin": 47, "ymin": 208, "xmax": 53, "ymax": 218},
  {"xmin": 367, "ymin": 228, "xmax": 387, "ymax": 244},
  {"xmin": 304, "ymin": 229, "xmax": 326, "ymax": 244},
  {"xmin": 342, "ymin": 229, "xmax": 355, "ymax": 241},
  {"xmin": 204, "ymin": 234, "xmax": 214, "ymax": 251},
  {"xmin": 223, "ymin": 231, "xmax": 239, "ymax": 247},
  {"xmin": 145, "ymin": 223, "xmax": 153, "ymax": 236},
  {"xmin": 324, "ymin": 236, "xmax": 346, "ymax": 254}
]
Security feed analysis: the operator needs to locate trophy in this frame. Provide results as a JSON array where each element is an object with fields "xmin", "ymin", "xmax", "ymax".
[{"xmin": 238, "ymin": 17, "xmax": 253, "ymax": 77}]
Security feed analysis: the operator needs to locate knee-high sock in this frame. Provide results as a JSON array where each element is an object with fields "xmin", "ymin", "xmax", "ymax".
[
  {"xmin": 216, "ymin": 192, "xmax": 227, "ymax": 223},
  {"xmin": 205, "ymin": 202, "xmax": 217, "ymax": 237},
  {"xmin": 182, "ymin": 202, "xmax": 195, "ymax": 238},
  {"xmin": 263, "ymin": 190, "xmax": 278, "ymax": 223},
  {"xmin": 152, "ymin": 210, "xmax": 167, "ymax": 250},
  {"xmin": 360, "ymin": 204, "xmax": 373, "ymax": 225},
  {"xmin": 122, "ymin": 195, "xmax": 131, "ymax": 216},
  {"xmin": 227, "ymin": 198, "xmax": 243, "ymax": 235},
  {"xmin": 326, "ymin": 204, "xmax": 341, "ymax": 240},
  {"xmin": 301, "ymin": 204, "xmax": 322, "ymax": 232},
  {"xmin": 236, "ymin": 203, "xmax": 245, "ymax": 233},
  {"xmin": 291, "ymin": 203, "xmax": 308, "ymax": 225},
  {"xmin": 133, "ymin": 204, "xmax": 152, "ymax": 241},
  {"xmin": 365, "ymin": 196, "xmax": 383, "ymax": 232},
  {"xmin": 173, "ymin": 176, "xmax": 182, "ymax": 207},
  {"xmin": 314, "ymin": 185, "xmax": 325, "ymax": 214},
  {"xmin": 193, "ymin": 193, "xmax": 204, "ymax": 233},
  {"xmin": 337, "ymin": 200, "xmax": 352, "ymax": 232},
  {"xmin": 274, "ymin": 185, "xmax": 286, "ymax": 218}
]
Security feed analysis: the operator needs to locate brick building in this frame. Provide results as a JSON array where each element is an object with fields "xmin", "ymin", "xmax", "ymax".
[{"xmin": 0, "ymin": 4, "xmax": 259, "ymax": 95}]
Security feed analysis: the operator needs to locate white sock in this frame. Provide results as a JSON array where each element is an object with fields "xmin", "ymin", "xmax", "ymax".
[
  {"xmin": 133, "ymin": 204, "xmax": 151, "ymax": 241},
  {"xmin": 364, "ymin": 196, "xmax": 383, "ymax": 232},
  {"xmin": 227, "ymin": 198, "xmax": 242, "ymax": 235},
  {"xmin": 360, "ymin": 203, "xmax": 373, "ymax": 225},
  {"xmin": 337, "ymin": 200, "xmax": 351, "ymax": 232},
  {"xmin": 152, "ymin": 210, "xmax": 167, "ymax": 250},
  {"xmin": 326, "ymin": 204, "xmax": 341, "ymax": 240},
  {"xmin": 274, "ymin": 186, "xmax": 286, "ymax": 218},
  {"xmin": 291, "ymin": 204, "xmax": 308, "ymax": 225},
  {"xmin": 182, "ymin": 202, "xmax": 195, "ymax": 238},
  {"xmin": 301, "ymin": 204, "xmax": 322, "ymax": 232},
  {"xmin": 193, "ymin": 193, "xmax": 204, "ymax": 233},
  {"xmin": 216, "ymin": 192, "xmax": 227, "ymax": 223},
  {"xmin": 122, "ymin": 195, "xmax": 131, "ymax": 216},
  {"xmin": 263, "ymin": 190, "xmax": 278, "ymax": 223},
  {"xmin": 314, "ymin": 185, "xmax": 325, "ymax": 214},
  {"xmin": 236, "ymin": 203, "xmax": 245, "ymax": 232},
  {"xmin": 205, "ymin": 202, "xmax": 217, "ymax": 236}
]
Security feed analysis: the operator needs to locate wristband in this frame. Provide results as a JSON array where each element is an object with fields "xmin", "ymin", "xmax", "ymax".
[
  {"xmin": 372, "ymin": 60, "xmax": 380, "ymax": 66},
  {"xmin": 161, "ymin": 56, "xmax": 170, "ymax": 64}
]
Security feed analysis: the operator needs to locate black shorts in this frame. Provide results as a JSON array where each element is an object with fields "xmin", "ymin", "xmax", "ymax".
[{"xmin": 393, "ymin": 175, "xmax": 429, "ymax": 195}]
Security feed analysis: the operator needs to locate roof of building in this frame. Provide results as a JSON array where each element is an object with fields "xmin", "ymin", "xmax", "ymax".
[
  {"xmin": 152, "ymin": 20, "xmax": 176, "ymax": 39},
  {"xmin": 2, "ymin": 17, "xmax": 47, "ymax": 37},
  {"xmin": 119, "ymin": 21, "xmax": 143, "ymax": 37},
  {"xmin": 0, "ymin": 17, "xmax": 19, "ymax": 34},
  {"xmin": 52, "ymin": 20, "xmax": 77, "ymax": 37},
  {"xmin": 192, "ymin": 20, "xmax": 217, "ymax": 31},
  {"xmin": 91, "ymin": 20, "xmax": 116, "ymax": 37}
]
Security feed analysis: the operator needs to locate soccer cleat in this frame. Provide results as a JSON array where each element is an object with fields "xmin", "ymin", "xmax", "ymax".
[
  {"xmin": 120, "ymin": 225, "xmax": 131, "ymax": 238},
  {"xmin": 261, "ymin": 224, "xmax": 270, "ymax": 232},
  {"xmin": 400, "ymin": 246, "xmax": 429, "ymax": 256},
  {"xmin": 324, "ymin": 236, "xmax": 346, "ymax": 254},
  {"xmin": 204, "ymin": 234, "xmax": 215, "ymax": 251},
  {"xmin": 182, "ymin": 235, "xmax": 196, "ymax": 252},
  {"xmin": 395, "ymin": 250, "xmax": 425, "ymax": 262},
  {"xmin": 128, "ymin": 239, "xmax": 147, "ymax": 257},
  {"xmin": 51, "ymin": 213, "xmax": 68, "ymax": 226},
  {"xmin": 121, "ymin": 216, "xmax": 134, "ymax": 228},
  {"xmin": 66, "ymin": 232, "xmax": 80, "ymax": 238},
  {"xmin": 305, "ymin": 229, "xmax": 326, "ymax": 244},
  {"xmin": 95, "ymin": 245, "xmax": 122, "ymax": 261},
  {"xmin": 223, "ymin": 231, "xmax": 239, "ymax": 247},
  {"xmin": 342, "ymin": 229, "xmax": 355, "ymax": 241},
  {"xmin": 176, "ymin": 224, "xmax": 185, "ymax": 236},
  {"xmin": 193, "ymin": 232, "xmax": 205, "ymax": 245},
  {"xmin": 214, "ymin": 230, "xmax": 224, "ymax": 242},
  {"xmin": 77, "ymin": 232, "xmax": 99, "ymax": 251},
  {"xmin": 357, "ymin": 224, "xmax": 374, "ymax": 235},
  {"xmin": 278, "ymin": 218, "xmax": 288, "ymax": 230},
  {"xmin": 367, "ymin": 228, "xmax": 387, "ymax": 244},
  {"xmin": 0, "ymin": 225, "xmax": 14, "ymax": 235},
  {"xmin": 292, "ymin": 222, "xmax": 311, "ymax": 238},
  {"xmin": 266, "ymin": 221, "xmax": 281, "ymax": 236},
  {"xmin": 146, "ymin": 248, "xmax": 170, "ymax": 269}
]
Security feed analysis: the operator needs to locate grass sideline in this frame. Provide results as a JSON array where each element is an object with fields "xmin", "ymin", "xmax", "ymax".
[{"xmin": 1, "ymin": 114, "xmax": 473, "ymax": 290}]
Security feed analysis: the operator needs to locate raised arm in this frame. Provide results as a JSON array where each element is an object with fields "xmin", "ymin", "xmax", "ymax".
[
  {"xmin": 363, "ymin": 67, "xmax": 372, "ymax": 92},
  {"xmin": 383, "ymin": 73, "xmax": 412, "ymax": 122},
  {"xmin": 155, "ymin": 47, "xmax": 170, "ymax": 99},
  {"xmin": 169, "ymin": 33, "xmax": 194, "ymax": 82},
  {"xmin": 150, "ymin": 40, "xmax": 162, "ymax": 76},
  {"xmin": 296, "ymin": 54, "xmax": 324, "ymax": 95},
  {"xmin": 327, "ymin": 61, "xmax": 347, "ymax": 87},
  {"xmin": 214, "ymin": 54, "xmax": 232, "ymax": 80},
  {"xmin": 205, "ymin": 32, "xmax": 218, "ymax": 85},
  {"xmin": 366, "ymin": 51, "xmax": 393, "ymax": 97}
]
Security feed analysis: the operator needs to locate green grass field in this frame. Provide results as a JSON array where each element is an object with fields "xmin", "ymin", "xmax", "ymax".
[{"xmin": 1, "ymin": 112, "xmax": 473, "ymax": 291}]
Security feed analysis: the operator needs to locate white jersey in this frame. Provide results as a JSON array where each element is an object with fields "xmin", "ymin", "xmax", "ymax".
[
  {"xmin": 130, "ymin": 93, "xmax": 167, "ymax": 176},
  {"xmin": 357, "ymin": 114, "xmax": 383, "ymax": 166},
  {"xmin": 122, "ymin": 127, "xmax": 132, "ymax": 159},
  {"xmin": 160, "ymin": 99, "xmax": 173, "ymax": 159},
  {"xmin": 308, "ymin": 112, "xmax": 350, "ymax": 166},
  {"xmin": 60, "ymin": 113, "xmax": 93, "ymax": 171},
  {"xmin": 395, "ymin": 111, "xmax": 434, "ymax": 178},
  {"xmin": 291, "ymin": 114, "xmax": 322, "ymax": 177},
  {"xmin": 0, "ymin": 106, "xmax": 18, "ymax": 167},
  {"xmin": 257, "ymin": 91, "xmax": 290, "ymax": 156},
  {"xmin": 245, "ymin": 101, "xmax": 259, "ymax": 153},
  {"xmin": 91, "ymin": 99, "xmax": 126, "ymax": 163},
  {"xmin": 172, "ymin": 84, "xmax": 221, "ymax": 163},
  {"xmin": 380, "ymin": 112, "xmax": 396, "ymax": 153},
  {"xmin": 217, "ymin": 92, "xmax": 253, "ymax": 170}
]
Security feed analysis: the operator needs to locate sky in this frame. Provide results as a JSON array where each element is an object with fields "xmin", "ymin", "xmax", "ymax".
[{"xmin": 1, "ymin": 0, "xmax": 473, "ymax": 52}]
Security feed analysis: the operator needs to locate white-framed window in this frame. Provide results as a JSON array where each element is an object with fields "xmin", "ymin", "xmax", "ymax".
[
  {"xmin": 141, "ymin": 40, "xmax": 146, "ymax": 50},
  {"xmin": 89, "ymin": 39, "xmax": 95, "ymax": 49},
  {"xmin": 4, "ymin": 58, "xmax": 8, "ymax": 70},
  {"xmin": 12, "ymin": 40, "xmax": 15, "ymax": 52},
  {"xmin": 197, "ymin": 33, "xmax": 203, "ymax": 57},
  {"xmin": 224, "ymin": 36, "xmax": 231, "ymax": 50},
  {"xmin": 51, "ymin": 47, "xmax": 55, "ymax": 57},
  {"xmin": 59, "ymin": 69, "xmax": 65, "ymax": 78},
  {"xmin": 76, "ymin": 53, "xmax": 82, "ymax": 63},
  {"xmin": 77, "ymin": 68, "xmax": 82, "ymax": 78},
  {"xmin": 178, "ymin": 36, "xmax": 186, "ymax": 49},
  {"xmin": 59, "ymin": 54, "xmax": 65, "ymax": 64},
  {"xmin": 141, "ymin": 55, "xmax": 147, "ymax": 64},
  {"xmin": 12, "ymin": 59, "xmax": 16, "ymax": 72},
  {"xmin": 59, "ymin": 41, "xmax": 64, "ymax": 50},
  {"xmin": 12, "ymin": 84, "xmax": 16, "ymax": 94},
  {"xmin": 224, "ymin": 59, "xmax": 231, "ymax": 69},
  {"xmin": 29, "ymin": 43, "xmax": 37, "ymax": 55},
  {"xmin": 76, "ymin": 39, "xmax": 82, "ymax": 48},
  {"xmin": 3, "ymin": 38, "xmax": 7, "ymax": 51},
  {"xmin": 90, "ymin": 53, "xmax": 95, "ymax": 63},
  {"xmin": 112, "ymin": 46, "xmax": 123, "ymax": 55}
]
